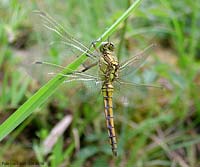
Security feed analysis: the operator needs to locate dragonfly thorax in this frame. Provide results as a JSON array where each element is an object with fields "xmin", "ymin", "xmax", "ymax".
[{"xmin": 99, "ymin": 42, "xmax": 119, "ymax": 84}]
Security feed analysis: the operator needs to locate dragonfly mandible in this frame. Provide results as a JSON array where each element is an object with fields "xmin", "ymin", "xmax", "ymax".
[{"xmin": 34, "ymin": 11, "xmax": 160, "ymax": 156}]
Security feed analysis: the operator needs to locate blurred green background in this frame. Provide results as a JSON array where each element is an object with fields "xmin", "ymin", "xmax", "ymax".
[{"xmin": 0, "ymin": 0, "xmax": 200, "ymax": 166}]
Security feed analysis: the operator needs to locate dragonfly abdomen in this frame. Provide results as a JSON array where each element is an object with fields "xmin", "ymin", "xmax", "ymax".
[{"xmin": 102, "ymin": 83, "xmax": 117, "ymax": 156}]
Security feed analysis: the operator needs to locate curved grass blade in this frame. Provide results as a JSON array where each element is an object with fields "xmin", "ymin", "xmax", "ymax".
[{"xmin": 0, "ymin": 0, "xmax": 143, "ymax": 141}]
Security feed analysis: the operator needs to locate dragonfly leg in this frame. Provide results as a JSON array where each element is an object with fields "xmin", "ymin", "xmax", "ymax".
[
  {"xmin": 89, "ymin": 37, "xmax": 103, "ymax": 52},
  {"xmin": 81, "ymin": 61, "xmax": 98, "ymax": 72}
]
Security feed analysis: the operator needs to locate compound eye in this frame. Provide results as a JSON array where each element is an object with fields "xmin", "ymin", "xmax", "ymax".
[{"xmin": 108, "ymin": 43, "xmax": 114, "ymax": 51}]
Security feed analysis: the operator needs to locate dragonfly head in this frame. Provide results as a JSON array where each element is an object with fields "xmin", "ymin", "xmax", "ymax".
[{"xmin": 99, "ymin": 42, "xmax": 115, "ymax": 53}]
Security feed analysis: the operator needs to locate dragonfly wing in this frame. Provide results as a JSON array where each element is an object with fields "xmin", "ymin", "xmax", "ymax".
[
  {"xmin": 62, "ymin": 69, "xmax": 103, "ymax": 96},
  {"xmin": 31, "ymin": 62, "xmax": 103, "ymax": 98},
  {"xmin": 119, "ymin": 44, "xmax": 156, "ymax": 79},
  {"xmin": 113, "ymin": 78, "xmax": 163, "ymax": 108},
  {"xmin": 112, "ymin": 81, "xmax": 147, "ymax": 108},
  {"xmin": 24, "ymin": 58, "xmax": 70, "ymax": 83},
  {"xmin": 34, "ymin": 10, "xmax": 98, "ymax": 60},
  {"xmin": 28, "ymin": 58, "xmax": 100, "ymax": 82},
  {"xmin": 25, "ymin": 11, "xmax": 101, "ymax": 83}
]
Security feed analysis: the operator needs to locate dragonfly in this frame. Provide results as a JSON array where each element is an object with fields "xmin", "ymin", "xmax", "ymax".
[{"xmin": 34, "ymin": 11, "xmax": 161, "ymax": 156}]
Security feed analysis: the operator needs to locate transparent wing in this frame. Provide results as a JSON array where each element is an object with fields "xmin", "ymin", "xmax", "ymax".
[
  {"xmin": 112, "ymin": 76, "xmax": 163, "ymax": 108},
  {"xmin": 119, "ymin": 44, "xmax": 156, "ymax": 79},
  {"xmin": 30, "ymin": 59, "xmax": 100, "ymax": 81},
  {"xmin": 29, "ymin": 60, "xmax": 103, "ymax": 96},
  {"xmin": 46, "ymin": 63, "xmax": 103, "ymax": 96},
  {"xmin": 34, "ymin": 10, "xmax": 97, "ymax": 60},
  {"xmin": 115, "ymin": 43, "xmax": 163, "ymax": 106},
  {"xmin": 25, "ymin": 11, "xmax": 100, "ymax": 82}
]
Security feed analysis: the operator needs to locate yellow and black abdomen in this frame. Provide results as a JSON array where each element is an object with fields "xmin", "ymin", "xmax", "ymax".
[{"xmin": 102, "ymin": 83, "xmax": 117, "ymax": 156}]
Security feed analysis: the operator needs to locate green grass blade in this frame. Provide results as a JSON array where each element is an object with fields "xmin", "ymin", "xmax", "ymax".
[{"xmin": 0, "ymin": 0, "xmax": 143, "ymax": 141}]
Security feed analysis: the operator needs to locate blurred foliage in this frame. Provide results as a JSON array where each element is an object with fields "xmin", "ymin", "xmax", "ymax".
[{"xmin": 0, "ymin": 0, "xmax": 200, "ymax": 166}]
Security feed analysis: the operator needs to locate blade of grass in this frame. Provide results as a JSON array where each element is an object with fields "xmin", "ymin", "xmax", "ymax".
[{"xmin": 0, "ymin": 0, "xmax": 143, "ymax": 141}]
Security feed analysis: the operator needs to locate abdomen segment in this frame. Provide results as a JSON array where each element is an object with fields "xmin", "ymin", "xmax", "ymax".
[{"xmin": 102, "ymin": 84, "xmax": 117, "ymax": 156}]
